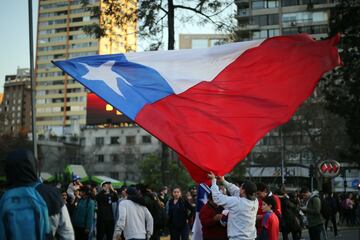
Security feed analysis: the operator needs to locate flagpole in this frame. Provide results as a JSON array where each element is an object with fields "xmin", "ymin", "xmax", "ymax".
[{"xmin": 28, "ymin": 0, "xmax": 38, "ymax": 173}]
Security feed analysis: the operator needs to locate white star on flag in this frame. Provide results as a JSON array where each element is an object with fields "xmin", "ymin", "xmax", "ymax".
[{"xmin": 80, "ymin": 60, "xmax": 132, "ymax": 98}]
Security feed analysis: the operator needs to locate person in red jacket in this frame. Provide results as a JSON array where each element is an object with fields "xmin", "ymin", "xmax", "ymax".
[
  {"xmin": 256, "ymin": 183, "xmax": 282, "ymax": 227},
  {"xmin": 258, "ymin": 196, "xmax": 279, "ymax": 240},
  {"xmin": 199, "ymin": 194, "xmax": 228, "ymax": 240}
]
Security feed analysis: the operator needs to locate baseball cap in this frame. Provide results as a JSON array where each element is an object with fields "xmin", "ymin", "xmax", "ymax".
[{"xmin": 72, "ymin": 175, "xmax": 81, "ymax": 181}]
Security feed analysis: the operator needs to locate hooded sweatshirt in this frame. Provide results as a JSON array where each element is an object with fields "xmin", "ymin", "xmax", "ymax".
[
  {"xmin": 113, "ymin": 191, "xmax": 154, "ymax": 240},
  {"xmin": 3, "ymin": 149, "xmax": 74, "ymax": 239},
  {"xmin": 304, "ymin": 191, "xmax": 324, "ymax": 227}
]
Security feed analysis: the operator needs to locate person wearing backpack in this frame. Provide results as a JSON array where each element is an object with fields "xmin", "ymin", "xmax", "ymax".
[
  {"xmin": 0, "ymin": 149, "xmax": 74, "ymax": 240},
  {"xmin": 257, "ymin": 196, "xmax": 279, "ymax": 240}
]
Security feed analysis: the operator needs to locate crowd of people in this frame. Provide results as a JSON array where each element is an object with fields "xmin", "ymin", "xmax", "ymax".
[{"xmin": 1, "ymin": 149, "xmax": 360, "ymax": 240}]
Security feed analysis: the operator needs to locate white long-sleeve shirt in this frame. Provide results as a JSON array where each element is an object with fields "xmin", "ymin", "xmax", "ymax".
[
  {"xmin": 113, "ymin": 199, "xmax": 153, "ymax": 240},
  {"xmin": 211, "ymin": 179, "xmax": 258, "ymax": 240},
  {"xmin": 50, "ymin": 205, "xmax": 75, "ymax": 240}
]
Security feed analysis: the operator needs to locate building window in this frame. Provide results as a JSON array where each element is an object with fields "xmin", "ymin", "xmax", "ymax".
[
  {"xmin": 191, "ymin": 39, "xmax": 208, "ymax": 49},
  {"xmin": 251, "ymin": 0, "xmax": 279, "ymax": 9},
  {"xmin": 282, "ymin": 0, "xmax": 299, "ymax": 6},
  {"xmin": 97, "ymin": 155, "xmax": 104, "ymax": 163},
  {"xmin": 301, "ymin": 151, "xmax": 312, "ymax": 164},
  {"xmin": 110, "ymin": 136, "xmax": 120, "ymax": 144},
  {"xmin": 95, "ymin": 137, "xmax": 104, "ymax": 146},
  {"xmin": 252, "ymin": 14, "xmax": 278, "ymax": 26},
  {"xmin": 126, "ymin": 136, "xmax": 136, "ymax": 145},
  {"xmin": 110, "ymin": 172, "xmax": 119, "ymax": 179},
  {"xmin": 142, "ymin": 135, "xmax": 151, "ymax": 144},
  {"xmin": 111, "ymin": 154, "xmax": 120, "ymax": 164}
]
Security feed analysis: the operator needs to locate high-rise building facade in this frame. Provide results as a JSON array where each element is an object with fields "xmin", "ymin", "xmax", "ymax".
[
  {"xmin": 35, "ymin": 0, "xmax": 137, "ymax": 137},
  {"xmin": 0, "ymin": 68, "xmax": 32, "ymax": 135},
  {"xmin": 235, "ymin": 0, "xmax": 335, "ymax": 41},
  {"xmin": 179, "ymin": 33, "xmax": 229, "ymax": 49},
  {"xmin": 234, "ymin": 0, "xmax": 342, "ymax": 190}
]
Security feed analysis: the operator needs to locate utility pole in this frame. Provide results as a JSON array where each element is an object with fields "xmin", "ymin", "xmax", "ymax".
[
  {"xmin": 28, "ymin": 0, "xmax": 38, "ymax": 170},
  {"xmin": 280, "ymin": 127, "xmax": 285, "ymax": 185},
  {"xmin": 309, "ymin": 164, "xmax": 314, "ymax": 192}
]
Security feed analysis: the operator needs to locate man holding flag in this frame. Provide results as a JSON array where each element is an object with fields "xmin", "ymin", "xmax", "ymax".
[{"xmin": 208, "ymin": 173, "xmax": 258, "ymax": 240}]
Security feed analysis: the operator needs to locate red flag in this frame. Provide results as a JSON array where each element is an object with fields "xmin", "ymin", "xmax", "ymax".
[
  {"xmin": 54, "ymin": 34, "xmax": 340, "ymax": 183},
  {"xmin": 136, "ymin": 34, "xmax": 340, "ymax": 182}
]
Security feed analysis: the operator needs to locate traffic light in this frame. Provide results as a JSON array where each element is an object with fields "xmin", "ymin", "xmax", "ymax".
[
  {"xmin": 358, "ymin": 183, "xmax": 360, "ymax": 190},
  {"xmin": 309, "ymin": 164, "xmax": 314, "ymax": 178}
]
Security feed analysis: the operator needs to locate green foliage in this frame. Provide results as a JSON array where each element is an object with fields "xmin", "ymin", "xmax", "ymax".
[
  {"xmin": 322, "ymin": 1, "xmax": 360, "ymax": 164},
  {"xmin": 81, "ymin": 0, "xmax": 233, "ymax": 50},
  {"xmin": 139, "ymin": 154, "xmax": 193, "ymax": 191},
  {"xmin": 227, "ymin": 162, "xmax": 246, "ymax": 183}
]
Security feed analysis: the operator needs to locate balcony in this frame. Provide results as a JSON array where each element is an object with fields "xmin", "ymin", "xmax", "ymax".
[{"xmin": 237, "ymin": 8, "xmax": 250, "ymax": 18}]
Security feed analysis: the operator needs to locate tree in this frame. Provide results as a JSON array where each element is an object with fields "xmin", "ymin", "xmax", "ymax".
[
  {"xmin": 139, "ymin": 154, "xmax": 193, "ymax": 190},
  {"xmin": 322, "ymin": 1, "xmax": 360, "ymax": 165},
  {"xmin": 81, "ymin": 0, "xmax": 233, "ymax": 50}
]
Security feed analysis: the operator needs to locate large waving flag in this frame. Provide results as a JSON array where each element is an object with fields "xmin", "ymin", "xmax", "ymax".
[{"xmin": 53, "ymin": 34, "xmax": 340, "ymax": 183}]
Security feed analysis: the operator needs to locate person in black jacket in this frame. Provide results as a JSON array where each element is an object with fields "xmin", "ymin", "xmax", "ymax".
[
  {"xmin": 278, "ymin": 188, "xmax": 302, "ymax": 240},
  {"xmin": 139, "ymin": 185, "xmax": 164, "ymax": 240},
  {"xmin": 2, "ymin": 149, "xmax": 74, "ymax": 239},
  {"xmin": 166, "ymin": 187, "xmax": 194, "ymax": 240},
  {"xmin": 96, "ymin": 181, "xmax": 118, "ymax": 240},
  {"xmin": 322, "ymin": 192, "xmax": 338, "ymax": 237}
]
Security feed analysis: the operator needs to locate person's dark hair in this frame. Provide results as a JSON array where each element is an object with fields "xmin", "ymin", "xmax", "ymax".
[
  {"xmin": 242, "ymin": 180, "xmax": 257, "ymax": 199},
  {"xmin": 263, "ymin": 196, "xmax": 277, "ymax": 210},
  {"xmin": 120, "ymin": 186, "xmax": 128, "ymax": 192},
  {"xmin": 172, "ymin": 187, "xmax": 181, "ymax": 192},
  {"xmin": 256, "ymin": 182, "xmax": 268, "ymax": 192},
  {"xmin": 79, "ymin": 185, "xmax": 91, "ymax": 196},
  {"xmin": 127, "ymin": 186, "xmax": 139, "ymax": 196},
  {"xmin": 300, "ymin": 187, "xmax": 310, "ymax": 194},
  {"xmin": 278, "ymin": 185, "xmax": 287, "ymax": 195}
]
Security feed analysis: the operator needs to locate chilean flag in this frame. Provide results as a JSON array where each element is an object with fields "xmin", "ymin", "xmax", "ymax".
[{"xmin": 53, "ymin": 33, "xmax": 340, "ymax": 183}]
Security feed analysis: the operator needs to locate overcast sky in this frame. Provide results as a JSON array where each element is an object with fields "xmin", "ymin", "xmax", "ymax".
[{"xmin": 0, "ymin": 1, "xmax": 233, "ymax": 93}]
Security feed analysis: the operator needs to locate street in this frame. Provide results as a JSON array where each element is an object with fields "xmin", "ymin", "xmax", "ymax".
[{"xmin": 292, "ymin": 228, "xmax": 360, "ymax": 240}]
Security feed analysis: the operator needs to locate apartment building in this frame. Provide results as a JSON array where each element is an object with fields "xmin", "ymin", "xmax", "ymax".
[
  {"xmin": 179, "ymin": 33, "xmax": 229, "ymax": 49},
  {"xmin": 235, "ymin": 0, "xmax": 335, "ymax": 41},
  {"xmin": 35, "ymin": 0, "xmax": 137, "ymax": 137},
  {"xmin": 80, "ymin": 126, "xmax": 161, "ymax": 182},
  {"xmin": 0, "ymin": 68, "xmax": 32, "ymax": 135}
]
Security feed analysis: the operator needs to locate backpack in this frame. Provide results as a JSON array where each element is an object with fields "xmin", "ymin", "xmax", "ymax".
[
  {"xmin": 258, "ymin": 212, "xmax": 271, "ymax": 240},
  {"xmin": 0, "ymin": 182, "xmax": 50, "ymax": 240}
]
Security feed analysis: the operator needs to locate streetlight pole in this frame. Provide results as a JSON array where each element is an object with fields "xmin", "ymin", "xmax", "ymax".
[
  {"xmin": 280, "ymin": 127, "xmax": 285, "ymax": 185},
  {"xmin": 28, "ymin": 0, "xmax": 38, "ymax": 172}
]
